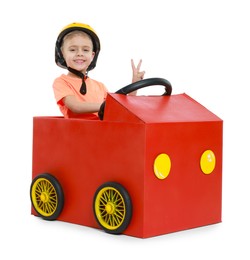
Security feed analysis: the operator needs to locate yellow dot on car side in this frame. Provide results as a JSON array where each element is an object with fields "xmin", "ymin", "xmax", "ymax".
[
  {"xmin": 154, "ymin": 153, "xmax": 171, "ymax": 180},
  {"xmin": 200, "ymin": 150, "xmax": 216, "ymax": 174}
]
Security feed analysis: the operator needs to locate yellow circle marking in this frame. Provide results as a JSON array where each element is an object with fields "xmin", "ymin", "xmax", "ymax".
[
  {"xmin": 200, "ymin": 150, "xmax": 216, "ymax": 174},
  {"xmin": 154, "ymin": 153, "xmax": 171, "ymax": 180}
]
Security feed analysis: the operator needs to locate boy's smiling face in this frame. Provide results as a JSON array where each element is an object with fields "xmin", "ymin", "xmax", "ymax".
[{"xmin": 61, "ymin": 32, "xmax": 95, "ymax": 75}]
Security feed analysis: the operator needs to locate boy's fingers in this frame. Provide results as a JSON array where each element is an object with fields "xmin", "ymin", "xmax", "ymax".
[{"xmin": 137, "ymin": 59, "xmax": 142, "ymax": 70}]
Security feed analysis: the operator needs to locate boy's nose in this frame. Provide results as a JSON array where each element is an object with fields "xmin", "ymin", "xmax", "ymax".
[{"xmin": 76, "ymin": 50, "xmax": 84, "ymax": 56}]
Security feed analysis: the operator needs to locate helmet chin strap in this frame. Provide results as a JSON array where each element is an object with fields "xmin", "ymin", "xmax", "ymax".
[{"xmin": 67, "ymin": 67, "xmax": 88, "ymax": 95}]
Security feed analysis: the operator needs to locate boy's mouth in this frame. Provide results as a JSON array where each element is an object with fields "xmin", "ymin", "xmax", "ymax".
[{"xmin": 74, "ymin": 59, "xmax": 85, "ymax": 64}]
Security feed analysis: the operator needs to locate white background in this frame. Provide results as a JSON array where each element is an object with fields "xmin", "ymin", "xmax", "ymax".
[{"xmin": 1, "ymin": 0, "xmax": 250, "ymax": 259}]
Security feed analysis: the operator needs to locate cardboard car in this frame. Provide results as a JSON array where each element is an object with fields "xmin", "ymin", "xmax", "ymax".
[{"xmin": 30, "ymin": 78, "xmax": 223, "ymax": 238}]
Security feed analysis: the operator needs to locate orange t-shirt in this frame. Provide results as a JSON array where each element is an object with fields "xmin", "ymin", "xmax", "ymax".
[{"xmin": 53, "ymin": 74, "xmax": 108, "ymax": 119}]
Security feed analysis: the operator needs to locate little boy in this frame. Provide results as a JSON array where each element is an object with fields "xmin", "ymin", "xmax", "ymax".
[{"xmin": 53, "ymin": 22, "xmax": 145, "ymax": 119}]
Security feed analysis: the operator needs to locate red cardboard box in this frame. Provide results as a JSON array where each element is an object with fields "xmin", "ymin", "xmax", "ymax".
[{"xmin": 31, "ymin": 93, "xmax": 223, "ymax": 238}]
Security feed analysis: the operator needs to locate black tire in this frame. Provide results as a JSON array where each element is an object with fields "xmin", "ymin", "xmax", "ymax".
[
  {"xmin": 30, "ymin": 173, "xmax": 64, "ymax": 220},
  {"xmin": 93, "ymin": 182, "xmax": 132, "ymax": 234}
]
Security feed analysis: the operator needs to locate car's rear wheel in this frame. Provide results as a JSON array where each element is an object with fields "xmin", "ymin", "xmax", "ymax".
[{"xmin": 30, "ymin": 173, "xmax": 64, "ymax": 220}]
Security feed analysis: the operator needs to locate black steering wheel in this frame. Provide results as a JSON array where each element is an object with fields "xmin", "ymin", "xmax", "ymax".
[{"xmin": 98, "ymin": 77, "xmax": 172, "ymax": 120}]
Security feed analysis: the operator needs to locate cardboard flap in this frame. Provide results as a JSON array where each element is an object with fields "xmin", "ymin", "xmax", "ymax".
[{"xmin": 104, "ymin": 93, "xmax": 222, "ymax": 123}]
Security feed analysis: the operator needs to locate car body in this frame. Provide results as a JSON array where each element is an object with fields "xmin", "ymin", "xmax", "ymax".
[{"xmin": 31, "ymin": 91, "xmax": 223, "ymax": 238}]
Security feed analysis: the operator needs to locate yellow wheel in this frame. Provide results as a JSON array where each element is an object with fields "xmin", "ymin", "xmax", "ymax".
[
  {"xmin": 30, "ymin": 173, "xmax": 64, "ymax": 220},
  {"xmin": 93, "ymin": 182, "xmax": 132, "ymax": 234}
]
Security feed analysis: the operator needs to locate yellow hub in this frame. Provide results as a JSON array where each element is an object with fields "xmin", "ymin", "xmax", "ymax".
[
  {"xmin": 105, "ymin": 202, "xmax": 115, "ymax": 214},
  {"xmin": 40, "ymin": 192, "xmax": 49, "ymax": 203}
]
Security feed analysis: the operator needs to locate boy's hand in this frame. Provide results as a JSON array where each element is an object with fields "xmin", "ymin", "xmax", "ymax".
[{"xmin": 131, "ymin": 59, "xmax": 145, "ymax": 83}]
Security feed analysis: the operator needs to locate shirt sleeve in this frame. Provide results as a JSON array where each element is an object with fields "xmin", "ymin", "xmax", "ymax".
[{"xmin": 52, "ymin": 77, "xmax": 74, "ymax": 104}]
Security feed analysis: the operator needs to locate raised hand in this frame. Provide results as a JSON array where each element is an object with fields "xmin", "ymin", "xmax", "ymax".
[{"xmin": 131, "ymin": 59, "xmax": 145, "ymax": 83}]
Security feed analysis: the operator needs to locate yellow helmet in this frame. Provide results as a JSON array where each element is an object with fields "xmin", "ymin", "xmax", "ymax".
[{"xmin": 55, "ymin": 22, "xmax": 101, "ymax": 71}]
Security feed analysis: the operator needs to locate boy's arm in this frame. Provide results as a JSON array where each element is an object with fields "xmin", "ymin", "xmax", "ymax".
[{"xmin": 63, "ymin": 95, "xmax": 101, "ymax": 114}]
